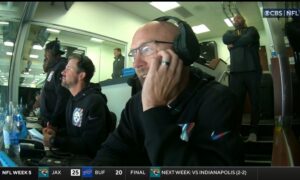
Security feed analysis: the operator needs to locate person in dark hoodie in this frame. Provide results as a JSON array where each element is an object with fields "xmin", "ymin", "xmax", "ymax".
[
  {"xmin": 43, "ymin": 54, "xmax": 113, "ymax": 159},
  {"xmin": 92, "ymin": 16, "xmax": 243, "ymax": 166},
  {"xmin": 40, "ymin": 38, "xmax": 71, "ymax": 130}
]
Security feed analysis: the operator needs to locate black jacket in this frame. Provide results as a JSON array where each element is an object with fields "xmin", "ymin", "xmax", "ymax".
[
  {"xmin": 223, "ymin": 26, "xmax": 262, "ymax": 73},
  {"xmin": 92, "ymin": 69, "xmax": 244, "ymax": 166},
  {"xmin": 40, "ymin": 58, "xmax": 71, "ymax": 128},
  {"xmin": 285, "ymin": 18, "xmax": 300, "ymax": 52},
  {"xmin": 52, "ymin": 83, "xmax": 113, "ymax": 158}
]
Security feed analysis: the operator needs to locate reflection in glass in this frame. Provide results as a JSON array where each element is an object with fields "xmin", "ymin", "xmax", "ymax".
[
  {"xmin": 0, "ymin": 1, "xmax": 26, "ymax": 108},
  {"xmin": 18, "ymin": 24, "xmax": 126, "ymax": 116},
  {"xmin": 18, "ymin": 23, "xmax": 127, "ymax": 107},
  {"xmin": 20, "ymin": 24, "xmax": 126, "ymax": 86},
  {"xmin": 0, "ymin": 21, "xmax": 20, "ymax": 108}
]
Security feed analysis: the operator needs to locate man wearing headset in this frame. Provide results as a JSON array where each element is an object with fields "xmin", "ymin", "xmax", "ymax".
[
  {"xmin": 40, "ymin": 39, "xmax": 71, "ymax": 130},
  {"xmin": 93, "ymin": 16, "xmax": 243, "ymax": 166}
]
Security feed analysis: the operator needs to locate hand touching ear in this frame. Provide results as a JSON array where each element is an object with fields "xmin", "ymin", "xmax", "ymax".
[{"xmin": 142, "ymin": 49, "xmax": 183, "ymax": 111}]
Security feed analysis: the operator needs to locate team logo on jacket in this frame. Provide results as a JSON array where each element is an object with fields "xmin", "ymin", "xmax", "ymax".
[
  {"xmin": 72, "ymin": 108, "xmax": 83, "ymax": 127},
  {"xmin": 47, "ymin": 71, "xmax": 54, "ymax": 82},
  {"xmin": 178, "ymin": 122, "xmax": 195, "ymax": 142}
]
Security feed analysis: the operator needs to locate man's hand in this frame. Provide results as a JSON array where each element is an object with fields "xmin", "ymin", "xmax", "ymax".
[
  {"xmin": 46, "ymin": 122, "xmax": 58, "ymax": 132},
  {"xmin": 227, "ymin": 44, "xmax": 234, "ymax": 49},
  {"xmin": 43, "ymin": 127, "xmax": 56, "ymax": 147},
  {"xmin": 142, "ymin": 49, "xmax": 183, "ymax": 111}
]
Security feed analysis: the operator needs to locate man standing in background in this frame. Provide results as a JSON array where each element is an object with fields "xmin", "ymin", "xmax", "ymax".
[
  {"xmin": 285, "ymin": 16, "xmax": 300, "ymax": 82},
  {"xmin": 223, "ymin": 14, "xmax": 262, "ymax": 142},
  {"xmin": 111, "ymin": 48, "xmax": 125, "ymax": 79}
]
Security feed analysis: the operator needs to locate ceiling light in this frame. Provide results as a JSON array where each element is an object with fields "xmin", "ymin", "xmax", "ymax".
[
  {"xmin": 29, "ymin": 54, "xmax": 39, "ymax": 59},
  {"xmin": 33, "ymin": 44, "xmax": 43, "ymax": 50},
  {"xmin": 90, "ymin": 37, "xmax": 103, "ymax": 43},
  {"xmin": 46, "ymin": 28, "xmax": 60, "ymax": 33},
  {"xmin": 192, "ymin": 24, "xmax": 210, "ymax": 34},
  {"xmin": 6, "ymin": 52, "xmax": 13, "ymax": 56},
  {"xmin": 4, "ymin": 41, "xmax": 14, "ymax": 46},
  {"xmin": 73, "ymin": 49, "xmax": 84, "ymax": 54},
  {"xmin": 224, "ymin": 18, "xmax": 234, "ymax": 27},
  {"xmin": 149, "ymin": 2, "xmax": 180, "ymax": 12},
  {"xmin": 0, "ymin": 21, "xmax": 9, "ymax": 25}
]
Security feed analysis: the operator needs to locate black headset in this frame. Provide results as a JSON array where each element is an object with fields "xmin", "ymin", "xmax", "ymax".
[
  {"xmin": 48, "ymin": 38, "xmax": 64, "ymax": 55},
  {"xmin": 153, "ymin": 16, "xmax": 200, "ymax": 66},
  {"xmin": 53, "ymin": 38, "xmax": 62, "ymax": 55}
]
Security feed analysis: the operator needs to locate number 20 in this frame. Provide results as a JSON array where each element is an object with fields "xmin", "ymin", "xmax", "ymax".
[{"xmin": 115, "ymin": 170, "xmax": 123, "ymax": 175}]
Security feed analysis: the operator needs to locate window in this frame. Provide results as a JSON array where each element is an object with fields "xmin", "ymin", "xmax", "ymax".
[{"xmin": 18, "ymin": 23, "xmax": 127, "ymax": 107}]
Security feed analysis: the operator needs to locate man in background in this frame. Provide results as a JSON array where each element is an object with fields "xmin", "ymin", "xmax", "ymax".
[
  {"xmin": 111, "ymin": 48, "xmax": 125, "ymax": 79},
  {"xmin": 223, "ymin": 14, "xmax": 262, "ymax": 142},
  {"xmin": 285, "ymin": 16, "xmax": 300, "ymax": 81}
]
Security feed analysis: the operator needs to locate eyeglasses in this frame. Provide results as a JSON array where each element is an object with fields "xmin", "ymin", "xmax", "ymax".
[{"xmin": 128, "ymin": 40, "xmax": 173, "ymax": 60}]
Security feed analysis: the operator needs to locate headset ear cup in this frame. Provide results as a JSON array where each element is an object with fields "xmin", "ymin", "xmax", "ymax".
[
  {"xmin": 153, "ymin": 16, "xmax": 200, "ymax": 66},
  {"xmin": 55, "ymin": 43, "xmax": 60, "ymax": 55},
  {"xmin": 55, "ymin": 44, "xmax": 59, "ymax": 55},
  {"xmin": 180, "ymin": 22, "xmax": 200, "ymax": 65},
  {"xmin": 52, "ymin": 42, "xmax": 58, "ymax": 55},
  {"xmin": 173, "ymin": 22, "xmax": 199, "ymax": 66},
  {"xmin": 52, "ymin": 41, "xmax": 64, "ymax": 55},
  {"xmin": 174, "ymin": 24, "xmax": 189, "ymax": 65},
  {"xmin": 172, "ymin": 35, "xmax": 181, "ymax": 60}
]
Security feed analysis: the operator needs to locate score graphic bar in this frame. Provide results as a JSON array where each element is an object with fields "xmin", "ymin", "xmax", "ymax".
[{"xmin": 0, "ymin": 167, "xmax": 300, "ymax": 179}]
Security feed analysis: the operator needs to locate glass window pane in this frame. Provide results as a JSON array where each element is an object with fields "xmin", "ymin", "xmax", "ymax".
[
  {"xmin": 18, "ymin": 23, "xmax": 127, "ymax": 112},
  {"xmin": 0, "ymin": 2, "xmax": 25, "ymax": 108}
]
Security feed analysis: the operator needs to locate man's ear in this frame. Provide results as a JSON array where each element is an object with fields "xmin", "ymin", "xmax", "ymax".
[{"xmin": 79, "ymin": 72, "xmax": 86, "ymax": 81}]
